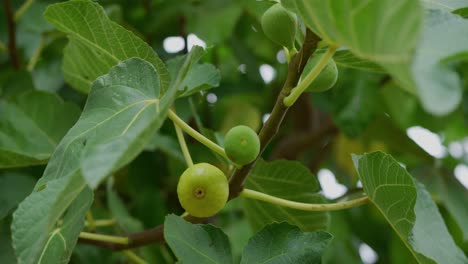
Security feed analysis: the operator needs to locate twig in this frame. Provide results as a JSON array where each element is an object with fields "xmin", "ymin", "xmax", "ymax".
[
  {"xmin": 14, "ymin": 0, "xmax": 35, "ymax": 21},
  {"xmin": 3, "ymin": 0, "xmax": 20, "ymax": 69},
  {"xmin": 228, "ymin": 30, "xmax": 320, "ymax": 198}
]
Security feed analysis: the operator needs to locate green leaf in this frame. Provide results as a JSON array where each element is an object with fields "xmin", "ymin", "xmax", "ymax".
[
  {"xmin": 0, "ymin": 173, "xmax": 35, "ymax": 219},
  {"xmin": 167, "ymin": 52, "xmax": 221, "ymax": 97},
  {"xmin": 242, "ymin": 159, "xmax": 329, "ymax": 232},
  {"xmin": 409, "ymin": 10, "xmax": 468, "ymax": 115},
  {"xmin": 78, "ymin": 58, "xmax": 171, "ymax": 188},
  {"xmin": 422, "ymin": 0, "xmax": 468, "ymax": 11},
  {"xmin": 288, "ymin": 0, "xmax": 423, "ymax": 75},
  {"xmin": 12, "ymin": 173, "xmax": 92, "ymax": 264},
  {"xmin": 353, "ymin": 151, "xmax": 467, "ymax": 263},
  {"xmin": 164, "ymin": 214, "xmax": 233, "ymax": 264},
  {"xmin": 413, "ymin": 166, "xmax": 468, "ymax": 241},
  {"xmin": 0, "ymin": 90, "xmax": 81, "ymax": 168},
  {"xmin": 241, "ymin": 222, "xmax": 332, "ymax": 264},
  {"xmin": 44, "ymin": 0, "xmax": 170, "ymax": 93},
  {"xmin": 333, "ymin": 49, "xmax": 384, "ymax": 73}
]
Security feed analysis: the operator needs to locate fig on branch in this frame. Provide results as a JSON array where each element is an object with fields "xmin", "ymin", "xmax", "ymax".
[
  {"xmin": 301, "ymin": 55, "xmax": 338, "ymax": 92},
  {"xmin": 177, "ymin": 163, "xmax": 229, "ymax": 218},
  {"xmin": 224, "ymin": 125, "xmax": 260, "ymax": 165},
  {"xmin": 261, "ymin": 3, "xmax": 297, "ymax": 49}
]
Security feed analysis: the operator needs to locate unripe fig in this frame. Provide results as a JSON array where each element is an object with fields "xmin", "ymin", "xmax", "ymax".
[
  {"xmin": 224, "ymin": 125, "xmax": 260, "ymax": 165},
  {"xmin": 301, "ymin": 56, "xmax": 338, "ymax": 92},
  {"xmin": 261, "ymin": 3, "xmax": 297, "ymax": 49},
  {"xmin": 177, "ymin": 163, "xmax": 229, "ymax": 218}
]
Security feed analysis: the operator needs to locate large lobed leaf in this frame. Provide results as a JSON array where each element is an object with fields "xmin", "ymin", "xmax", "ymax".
[
  {"xmin": 0, "ymin": 91, "xmax": 80, "ymax": 168},
  {"xmin": 353, "ymin": 152, "xmax": 467, "ymax": 263},
  {"xmin": 242, "ymin": 159, "xmax": 329, "ymax": 232},
  {"xmin": 44, "ymin": 0, "xmax": 170, "ymax": 93},
  {"xmin": 286, "ymin": 0, "xmax": 468, "ymax": 116},
  {"xmin": 241, "ymin": 222, "xmax": 332, "ymax": 264}
]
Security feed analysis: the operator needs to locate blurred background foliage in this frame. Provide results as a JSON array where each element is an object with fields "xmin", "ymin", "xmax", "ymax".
[{"xmin": 0, "ymin": 0, "xmax": 467, "ymax": 263}]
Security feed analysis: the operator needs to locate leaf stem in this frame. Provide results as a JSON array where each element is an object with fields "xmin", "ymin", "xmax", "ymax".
[
  {"xmin": 283, "ymin": 45, "xmax": 337, "ymax": 107},
  {"xmin": 122, "ymin": 250, "xmax": 148, "ymax": 264},
  {"xmin": 14, "ymin": 0, "xmax": 35, "ymax": 21},
  {"xmin": 85, "ymin": 219, "xmax": 116, "ymax": 227},
  {"xmin": 79, "ymin": 232, "xmax": 129, "ymax": 245},
  {"xmin": 86, "ymin": 211, "xmax": 96, "ymax": 231},
  {"xmin": 240, "ymin": 188, "xmax": 369, "ymax": 211},
  {"xmin": 172, "ymin": 109, "xmax": 194, "ymax": 167},
  {"xmin": 167, "ymin": 109, "xmax": 228, "ymax": 160}
]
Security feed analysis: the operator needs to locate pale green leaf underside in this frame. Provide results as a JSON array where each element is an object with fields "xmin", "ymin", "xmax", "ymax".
[
  {"xmin": 0, "ymin": 91, "xmax": 80, "ymax": 168},
  {"xmin": 44, "ymin": 0, "xmax": 170, "ymax": 93},
  {"xmin": 164, "ymin": 214, "xmax": 233, "ymax": 264},
  {"xmin": 410, "ymin": 10, "xmax": 468, "ymax": 115},
  {"xmin": 241, "ymin": 222, "xmax": 332, "ymax": 264},
  {"xmin": 243, "ymin": 159, "xmax": 329, "ymax": 232},
  {"xmin": 353, "ymin": 152, "xmax": 467, "ymax": 264},
  {"xmin": 291, "ymin": 0, "xmax": 422, "ymax": 64}
]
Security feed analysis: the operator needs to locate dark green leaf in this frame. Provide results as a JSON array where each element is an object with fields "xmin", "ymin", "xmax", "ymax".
[
  {"xmin": 0, "ymin": 173, "xmax": 35, "ymax": 219},
  {"xmin": 243, "ymin": 159, "xmax": 329, "ymax": 232},
  {"xmin": 241, "ymin": 222, "xmax": 332, "ymax": 264},
  {"xmin": 164, "ymin": 214, "xmax": 233, "ymax": 264},
  {"xmin": 44, "ymin": 0, "xmax": 170, "ymax": 93},
  {"xmin": 0, "ymin": 91, "xmax": 81, "ymax": 168},
  {"xmin": 353, "ymin": 152, "xmax": 467, "ymax": 263},
  {"xmin": 332, "ymin": 69, "xmax": 382, "ymax": 137}
]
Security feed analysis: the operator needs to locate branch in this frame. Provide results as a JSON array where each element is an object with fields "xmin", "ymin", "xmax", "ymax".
[
  {"xmin": 78, "ymin": 215, "xmax": 205, "ymax": 250},
  {"xmin": 228, "ymin": 30, "xmax": 320, "ymax": 198},
  {"xmin": 3, "ymin": 0, "xmax": 20, "ymax": 69},
  {"xmin": 79, "ymin": 30, "xmax": 321, "ymax": 251}
]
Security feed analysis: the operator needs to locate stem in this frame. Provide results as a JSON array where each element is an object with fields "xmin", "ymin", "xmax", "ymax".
[
  {"xmin": 283, "ymin": 45, "xmax": 337, "ymax": 107},
  {"xmin": 86, "ymin": 211, "xmax": 96, "ymax": 232},
  {"xmin": 79, "ymin": 232, "xmax": 129, "ymax": 245},
  {"xmin": 14, "ymin": 0, "xmax": 35, "ymax": 21},
  {"xmin": 85, "ymin": 219, "xmax": 116, "ymax": 228},
  {"xmin": 122, "ymin": 250, "xmax": 148, "ymax": 264},
  {"xmin": 240, "ymin": 189, "xmax": 369, "ymax": 211},
  {"xmin": 228, "ymin": 30, "xmax": 320, "ymax": 198},
  {"xmin": 167, "ymin": 109, "xmax": 228, "ymax": 160},
  {"xmin": 172, "ymin": 109, "xmax": 194, "ymax": 167},
  {"xmin": 3, "ymin": 0, "xmax": 20, "ymax": 69}
]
